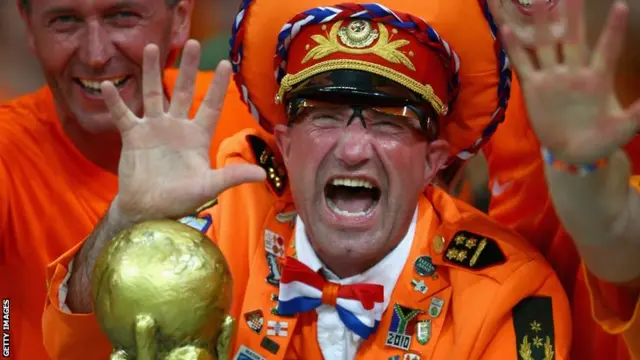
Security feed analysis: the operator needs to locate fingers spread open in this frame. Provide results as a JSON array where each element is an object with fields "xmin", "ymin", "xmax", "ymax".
[
  {"xmin": 194, "ymin": 60, "xmax": 233, "ymax": 135},
  {"xmin": 590, "ymin": 1, "xmax": 629, "ymax": 77},
  {"xmin": 168, "ymin": 40, "xmax": 202, "ymax": 119},
  {"xmin": 501, "ymin": 25, "xmax": 536, "ymax": 81},
  {"xmin": 102, "ymin": 81, "xmax": 137, "ymax": 132},
  {"xmin": 204, "ymin": 164, "xmax": 266, "ymax": 199},
  {"xmin": 531, "ymin": 0, "xmax": 559, "ymax": 69},
  {"xmin": 142, "ymin": 44, "xmax": 165, "ymax": 118}
]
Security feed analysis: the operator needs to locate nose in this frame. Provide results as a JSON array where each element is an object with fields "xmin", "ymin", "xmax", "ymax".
[
  {"xmin": 78, "ymin": 21, "xmax": 115, "ymax": 69},
  {"xmin": 333, "ymin": 120, "xmax": 374, "ymax": 168}
]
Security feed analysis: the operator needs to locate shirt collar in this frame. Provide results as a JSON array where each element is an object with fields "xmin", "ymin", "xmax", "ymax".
[{"xmin": 294, "ymin": 208, "xmax": 418, "ymax": 310}]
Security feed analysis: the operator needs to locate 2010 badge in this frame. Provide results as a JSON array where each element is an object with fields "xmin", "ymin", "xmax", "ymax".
[{"xmin": 385, "ymin": 304, "xmax": 423, "ymax": 351}]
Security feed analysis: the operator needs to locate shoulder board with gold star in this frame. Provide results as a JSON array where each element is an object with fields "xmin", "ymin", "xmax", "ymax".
[
  {"xmin": 246, "ymin": 135, "xmax": 287, "ymax": 196},
  {"xmin": 443, "ymin": 231, "xmax": 506, "ymax": 269},
  {"xmin": 513, "ymin": 296, "xmax": 555, "ymax": 360}
]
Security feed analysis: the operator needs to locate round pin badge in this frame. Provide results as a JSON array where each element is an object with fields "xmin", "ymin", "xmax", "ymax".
[{"xmin": 414, "ymin": 255, "xmax": 436, "ymax": 277}]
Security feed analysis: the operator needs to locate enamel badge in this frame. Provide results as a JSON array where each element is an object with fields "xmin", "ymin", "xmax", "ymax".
[
  {"xmin": 385, "ymin": 304, "xmax": 422, "ymax": 351},
  {"xmin": 428, "ymin": 297, "xmax": 444, "ymax": 318},
  {"xmin": 411, "ymin": 279, "xmax": 428, "ymax": 294},
  {"xmin": 177, "ymin": 214, "xmax": 212, "ymax": 233},
  {"xmin": 244, "ymin": 310, "xmax": 264, "ymax": 334},
  {"xmin": 266, "ymin": 253, "xmax": 282, "ymax": 286},
  {"xmin": 266, "ymin": 320, "xmax": 289, "ymax": 337},
  {"xmin": 404, "ymin": 354, "xmax": 421, "ymax": 360},
  {"xmin": 416, "ymin": 320, "xmax": 432, "ymax": 345},
  {"xmin": 233, "ymin": 345, "xmax": 266, "ymax": 360},
  {"xmin": 414, "ymin": 255, "xmax": 436, "ymax": 277},
  {"xmin": 264, "ymin": 229, "xmax": 285, "ymax": 258}
]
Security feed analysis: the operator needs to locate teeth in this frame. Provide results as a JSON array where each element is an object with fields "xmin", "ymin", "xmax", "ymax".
[
  {"xmin": 517, "ymin": 0, "xmax": 552, "ymax": 6},
  {"xmin": 331, "ymin": 178, "xmax": 375, "ymax": 189},
  {"xmin": 78, "ymin": 76, "xmax": 127, "ymax": 90},
  {"xmin": 327, "ymin": 198, "xmax": 369, "ymax": 217}
]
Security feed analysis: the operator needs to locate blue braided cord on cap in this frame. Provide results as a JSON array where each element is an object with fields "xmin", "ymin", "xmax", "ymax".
[{"xmin": 454, "ymin": 0, "xmax": 513, "ymax": 161}]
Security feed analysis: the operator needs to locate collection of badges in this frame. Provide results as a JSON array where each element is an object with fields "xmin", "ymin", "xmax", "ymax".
[
  {"xmin": 236, "ymin": 229, "xmax": 292, "ymax": 358},
  {"xmin": 383, "ymin": 254, "xmax": 446, "ymax": 359},
  {"xmin": 238, "ymin": 228, "xmax": 449, "ymax": 359}
]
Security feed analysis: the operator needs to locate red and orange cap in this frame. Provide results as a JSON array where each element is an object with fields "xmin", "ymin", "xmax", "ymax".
[
  {"xmin": 230, "ymin": 0, "xmax": 512, "ymax": 165},
  {"xmin": 274, "ymin": 15, "xmax": 460, "ymax": 120}
]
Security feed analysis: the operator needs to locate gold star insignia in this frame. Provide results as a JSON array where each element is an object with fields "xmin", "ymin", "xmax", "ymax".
[
  {"xmin": 446, "ymin": 249, "xmax": 459, "ymax": 260},
  {"xmin": 454, "ymin": 235, "xmax": 466, "ymax": 245},
  {"xmin": 465, "ymin": 238, "xmax": 477, "ymax": 249},
  {"xmin": 456, "ymin": 250, "xmax": 468, "ymax": 262},
  {"xmin": 533, "ymin": 336, "xmax": 543, "ymax": 348},
  {"xmin": 530, "ymin": 321, "xmax": 542, "ymax": 332}
]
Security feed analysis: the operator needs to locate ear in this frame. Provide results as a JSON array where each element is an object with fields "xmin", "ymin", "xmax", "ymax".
[
  {"xmin": 170, "ymin": 0, "xmax": 194, "ymax": 49},
  {"xmin": 19, "ymin": 7, "xmax": 36, "ymax": 55},
  {"xmin": 274, "ymin": 124, "xmax": 293, "ymax": 165},
  {"xmin": 423, "ymin": 139, "xmax": 450, "ymax": 183}
]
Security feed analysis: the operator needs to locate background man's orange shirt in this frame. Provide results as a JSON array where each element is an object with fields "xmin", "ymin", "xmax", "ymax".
[
  {"xmin": 0, "ymin": 69, "xmax": 258, "ymax": 360},
  {"xmin": 483, "ymin": 75, "xmax": 640, "ymax": 360}
]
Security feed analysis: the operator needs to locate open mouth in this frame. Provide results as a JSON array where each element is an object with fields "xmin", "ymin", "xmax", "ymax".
[
  {"xmin": 325, "ymin": 177, "xmax": 381, "ymax": 217},
  {"xmin": 511, "ymin": 0, "xmax": 557, "ymax": 14},
  {"xmin": 74, "ymin": 76, "xmax": 131, "ymax": 95}
]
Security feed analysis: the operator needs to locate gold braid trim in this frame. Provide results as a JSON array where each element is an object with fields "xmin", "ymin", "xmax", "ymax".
[{"xmin": 276, "ymin": 59, "xmax": 444, "ymax": 115}]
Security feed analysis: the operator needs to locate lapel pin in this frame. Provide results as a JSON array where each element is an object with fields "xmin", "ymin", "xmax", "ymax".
[
  {"xmin": 413, "ymin": 255, "xmax": 436, "ymax": 277},
  {"xmin": 243, "ymin": 310, "xmax": 265, "ymax": 334},
  {"xmin": 411, "ymin": 279, "xmax": 428, "ymax": 294}
]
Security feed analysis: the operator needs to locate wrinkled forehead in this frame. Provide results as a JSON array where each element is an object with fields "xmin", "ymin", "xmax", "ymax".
[{"xmin": 27, "ymin": 0, "xmax": 163, "ymax": 16}]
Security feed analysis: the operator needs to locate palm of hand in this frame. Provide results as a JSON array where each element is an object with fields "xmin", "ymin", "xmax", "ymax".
[
  {"xmin": 117, "ymin": 116, "xmax": 214, "ymax": 220},
  {"xmin": 522, "ymin": 68, "xmax": 622, "ymax": 164},
  {"xmin": 494, "ymin": 0, "xmax": 640, "ymax": 164},
  {"xmin": 103, "ymin": 41, "xmax": 265, "ymax": 222}
]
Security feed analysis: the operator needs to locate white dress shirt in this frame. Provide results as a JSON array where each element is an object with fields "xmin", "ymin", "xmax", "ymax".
[{"xmin": 294, "ymin": 209, "xmax": 417, "ymax": 360}]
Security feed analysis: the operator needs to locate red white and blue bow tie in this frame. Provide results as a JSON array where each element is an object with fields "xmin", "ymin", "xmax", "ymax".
[{"xmin": 277, "ymin": 256, "xmax": 384, "ymax": 339}]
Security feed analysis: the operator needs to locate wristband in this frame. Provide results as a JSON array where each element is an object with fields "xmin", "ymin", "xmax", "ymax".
[{"xmin": 541, "ymin": 147, "xmax": 609, "ymax": 176}]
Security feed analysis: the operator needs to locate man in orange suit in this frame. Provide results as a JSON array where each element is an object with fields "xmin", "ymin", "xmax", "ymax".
[
  {"xmin": 482, "ymin": 0, "xmax": 640, "ymax": 358},
  {"xmin": 0, "ymin": 0, "xmax": 257, "ymax": 359},
  {"xmin": 40, "ymin": 1, "xmax": 572, "ymax": 359}
]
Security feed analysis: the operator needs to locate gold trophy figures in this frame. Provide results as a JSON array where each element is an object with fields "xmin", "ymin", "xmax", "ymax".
[{"xmin": 92, "ymin": 220, "xmax": 235, "ymax": 360}]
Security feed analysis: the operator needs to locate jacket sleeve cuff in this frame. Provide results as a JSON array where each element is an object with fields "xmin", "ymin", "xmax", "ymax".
[
  {"xmin": 42, "ymin": 240, "xmax": 112, "ymax": 359},
  {"xmin": 582, "ymin": 262, "xmax": 640, "ymax": 334}
]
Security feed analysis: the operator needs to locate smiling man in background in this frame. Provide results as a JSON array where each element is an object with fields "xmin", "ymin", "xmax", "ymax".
[{"xmin": 0, "ymin": 0, "xmax": 257, "ymax": 358}]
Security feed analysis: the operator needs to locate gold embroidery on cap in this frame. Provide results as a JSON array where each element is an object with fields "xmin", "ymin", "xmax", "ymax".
[
  {"xmin": 277, "ymin": 59, "xmax": 444, "ymax": 115},
  {"xmin": 338, "ymin": 20, "xmax": 379, "ymax": 48},
  {"xmin": 302, "ymin": 20, "xmax": 416, "ymax": 72}
]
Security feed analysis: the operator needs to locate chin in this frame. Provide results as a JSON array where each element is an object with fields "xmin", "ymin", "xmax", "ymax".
[{"xmin": 72, "ymin": 110, "xmax": 120, "ymax": 134}]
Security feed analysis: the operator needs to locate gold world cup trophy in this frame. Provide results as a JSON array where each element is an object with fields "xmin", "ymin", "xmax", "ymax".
[{"xmin": 92, "ymin": 220, "xmax": 235, "ymax": 360}]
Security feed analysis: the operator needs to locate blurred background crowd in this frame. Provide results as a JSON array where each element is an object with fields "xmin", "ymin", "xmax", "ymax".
[{"xmin": 0, "ymin": 0, "xmax": 491, "ymax": 210}]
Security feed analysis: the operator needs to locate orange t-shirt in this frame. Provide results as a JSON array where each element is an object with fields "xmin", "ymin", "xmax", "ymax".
[
  {"xmin": 483, "ymin": 75, "xmax": 640, "ymax": 360},
  {"xmin": 0, "ymin": 69, "xmax": 258, "ymax": 360}
]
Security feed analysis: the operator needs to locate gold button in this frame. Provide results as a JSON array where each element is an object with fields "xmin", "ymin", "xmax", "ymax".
[{"xmin": 433, "ymin": 235, "xmax": 445, "ymax": 254}]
